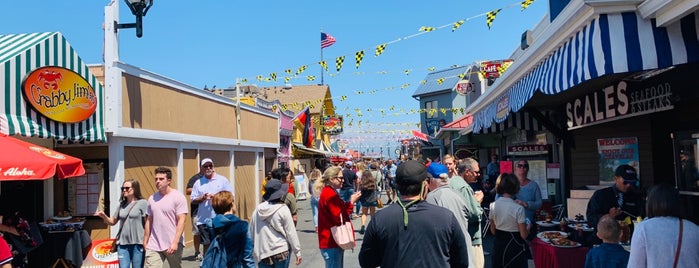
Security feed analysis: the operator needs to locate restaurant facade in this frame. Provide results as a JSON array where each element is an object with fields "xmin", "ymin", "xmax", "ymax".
[
  {"xmin": 464, "ymin": 0, "xmax": 699, "ymax": 222},
  {"xmin": 0, "ymin": 31, "xmax": 281, "ymax": 253}
]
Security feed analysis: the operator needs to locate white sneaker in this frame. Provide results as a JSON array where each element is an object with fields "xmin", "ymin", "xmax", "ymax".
[{"xmin": 195, "ymin": 252, "xmax": 203, "ymax": 261}]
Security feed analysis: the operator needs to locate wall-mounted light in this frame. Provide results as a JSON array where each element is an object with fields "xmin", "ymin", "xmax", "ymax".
[{"xmin": 115, "ymin": 0, "xmax": 154, "ymax": 38}]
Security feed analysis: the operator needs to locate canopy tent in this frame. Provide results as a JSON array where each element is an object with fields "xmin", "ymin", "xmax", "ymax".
[
  {"xmin": 0, "ymin": 32, "xmax": 105, "ymax": 143},
  {"xmin": 0, "ymin": 133, "xmax": 85, "ymax": 180}
]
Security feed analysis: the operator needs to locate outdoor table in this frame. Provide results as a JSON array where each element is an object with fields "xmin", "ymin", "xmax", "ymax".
[
  {"xmin": 531, "ymin": 237, "xmax": 590, "ymax": 268},
  {"xmin": 32, "ymin": 229, "xmax": 91, "ymax": 267}
]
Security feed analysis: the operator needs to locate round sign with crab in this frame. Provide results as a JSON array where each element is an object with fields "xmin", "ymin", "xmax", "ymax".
[{"xmin": 21, "ymin": 66, "xmax": 97, "ymax": 123}]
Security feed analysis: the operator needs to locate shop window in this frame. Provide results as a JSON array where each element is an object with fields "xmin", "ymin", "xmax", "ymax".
[
  {"xmin": 425, "ymin": 100, "xmax": 438, "ymax": 119},
  {"xmin": 67, "ymin": 162, "xmax": 106, "ymax": 216}
]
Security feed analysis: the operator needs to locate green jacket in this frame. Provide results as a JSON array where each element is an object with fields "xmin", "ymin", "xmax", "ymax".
[{"xmin": 448, "ymin": 176, "xmax": 483, "ymax": 245}]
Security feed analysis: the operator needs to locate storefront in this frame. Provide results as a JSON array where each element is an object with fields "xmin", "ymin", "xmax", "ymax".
[
  {"xmin": 466, "ymin": 2, "xmax": 699, "ymax": 222},
  {"xmin": 0, "ymin": 32, "xmax": 106, "ymax": 222},
  {"xmin": 1, "ymin": 32, "xmax": 281, "ymax": 265}
]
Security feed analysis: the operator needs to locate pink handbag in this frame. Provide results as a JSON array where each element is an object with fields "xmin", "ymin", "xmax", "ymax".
[{"xmin": 330, "ymin": 213, "xmax": 355, "ymax": 250}]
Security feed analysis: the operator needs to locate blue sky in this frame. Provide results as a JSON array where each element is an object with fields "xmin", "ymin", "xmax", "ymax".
[{"xmin": 2, "ymin": 0, "xmax": 547, "ymax": 156}]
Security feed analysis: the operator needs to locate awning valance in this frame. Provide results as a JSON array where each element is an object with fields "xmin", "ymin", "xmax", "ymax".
[
  {"xmin": 475, "ymin": 110, "xmax": 549, "ymax": 134},
  {"xmin": 0, "ymin": 32, "xmax": 106, "ymax": 142},
  {"xmin": 472, "ymin": 11, "xmax": 699, "ymax": 133}
]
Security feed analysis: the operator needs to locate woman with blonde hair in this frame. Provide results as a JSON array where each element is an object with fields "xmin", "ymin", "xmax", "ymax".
[
  {"xmin": 309, "ymin": 168, "xmax": 324, "ymax": 232},
  {"xmin": 95, "ymin": 179, "xmax": 148, "ymax": 268},
  {"xmin": 317, "ymin": 166, "xmax": 361, "ymax": 268}
]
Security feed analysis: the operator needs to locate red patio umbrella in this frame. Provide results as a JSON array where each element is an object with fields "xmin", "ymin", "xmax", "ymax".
[{"xmin": 0, "ymin": 133, "xmax": 85, "ymax": 180}]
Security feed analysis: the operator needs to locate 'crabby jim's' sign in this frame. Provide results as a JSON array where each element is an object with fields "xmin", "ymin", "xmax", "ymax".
[{"xmin": 22, "ymin": 66, "xmax": 97, "ymax": 123}]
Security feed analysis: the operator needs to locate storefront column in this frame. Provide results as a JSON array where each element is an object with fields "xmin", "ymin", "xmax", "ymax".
[{"xmin": 108, "ymin": 138, "xmax": 125, "ymax": 237}]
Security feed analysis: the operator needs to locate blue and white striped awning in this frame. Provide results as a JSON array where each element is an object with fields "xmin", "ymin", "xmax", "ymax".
[
  {"xmin": 473, "ymin": 11, "xmax": 699, "ymax": 133},
  {"xmin": 477, "ymin": 110, "xmax": 548, "ymax": 134},
  {"xmin": 0, "ymin": 32, "xmax": 106, "ymax": 142}
]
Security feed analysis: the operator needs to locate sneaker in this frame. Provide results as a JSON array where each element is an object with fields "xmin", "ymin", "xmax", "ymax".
[
  {"xmin": 195, "ymin": 252, "xmax": 203, "ymax": 261},
  {"xmin": 359, "ymin": 225, "xmax": 365, "ymax": 235}
]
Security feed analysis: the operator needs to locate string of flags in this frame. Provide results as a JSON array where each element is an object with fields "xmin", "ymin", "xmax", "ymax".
[{"xmin": 237, "ymin": 0, "xmax": 536, "ymax": 85}]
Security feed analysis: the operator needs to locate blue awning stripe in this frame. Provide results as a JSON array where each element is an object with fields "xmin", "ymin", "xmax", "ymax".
[{"xmin": 472, "ymin": 11, "xmax": 699, "ymax": 133}]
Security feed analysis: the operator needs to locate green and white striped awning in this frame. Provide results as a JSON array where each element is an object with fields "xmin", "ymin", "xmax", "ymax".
[{"xmin": 0, "ymin": 32, "xmax": 105, "ymax": 142}]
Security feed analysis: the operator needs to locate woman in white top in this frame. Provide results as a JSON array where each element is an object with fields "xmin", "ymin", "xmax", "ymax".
[
  {"xmin": 627, "ymin": 183, "xmax": 699, "ymax": 268},
  {"xmin": 489, "ymin": 173, "xmax": 530, "ymax": 268}
]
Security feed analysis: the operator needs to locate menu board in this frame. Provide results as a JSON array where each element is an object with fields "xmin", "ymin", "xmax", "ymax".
[
  {"xmin": 68, "ymin": 162, "xmax": 105, "ymax": 216},
  {"xmin": 528, "ymin": 160, "xmax": 549, "ymax": 199}
]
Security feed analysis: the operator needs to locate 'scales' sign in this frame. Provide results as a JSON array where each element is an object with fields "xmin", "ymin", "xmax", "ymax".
[{"xmin": 22, "ymin": 66, "xmax": 97, "ymax": 123}]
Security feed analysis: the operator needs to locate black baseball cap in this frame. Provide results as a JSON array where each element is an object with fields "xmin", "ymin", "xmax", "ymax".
[{"xmin": 395, "ymin": 160, "xmax": 428, "ymax": 186}]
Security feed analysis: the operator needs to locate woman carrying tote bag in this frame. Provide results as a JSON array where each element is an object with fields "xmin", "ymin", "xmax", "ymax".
[
  {"xmin": 317, "ymin": 166, "xmax": 361, "ymax": 268},
  {"xmin": 95, "ymin": 179, "xmax": 148, "ymax": 268}
]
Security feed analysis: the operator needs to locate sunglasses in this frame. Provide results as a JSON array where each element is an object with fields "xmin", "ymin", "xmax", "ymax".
[
  {"xmin": 202, "ymin": 165, "xmax": 213, "ymax": 169},
  {"xmin": 517, "ymin": 164, "xmax": 529, "ymax": 169},
  {"xmin": 121, "ymin": 187, "xmax": 131, "ymax": 191},
  {"xmin": 623, "ymin": 180, "xmax": 638, "ymax": 186}
]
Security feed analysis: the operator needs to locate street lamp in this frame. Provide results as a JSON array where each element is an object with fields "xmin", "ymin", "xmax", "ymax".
[{"xmin": 114, "ymin": 0, "xmax": 154, "ymax": 38}]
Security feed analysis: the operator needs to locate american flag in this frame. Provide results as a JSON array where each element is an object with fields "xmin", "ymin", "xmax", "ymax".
[{"xmin": 321, "ymin": 32, "xmax": 336, "ymax": 49}]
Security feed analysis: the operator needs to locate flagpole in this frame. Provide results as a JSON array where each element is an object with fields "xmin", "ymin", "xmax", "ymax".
[{"xmin": 320, "ymin": 30, "xmax": 325, "ymax": 85}]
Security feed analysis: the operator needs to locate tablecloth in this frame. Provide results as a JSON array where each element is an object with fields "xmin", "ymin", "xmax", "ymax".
[{"xmin": 531, "ymin": 237, "xmax": 589, "ymax": 268}]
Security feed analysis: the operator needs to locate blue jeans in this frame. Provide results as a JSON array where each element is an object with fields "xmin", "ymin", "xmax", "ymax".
[
  {"xmin": 311, "ymin": 196, "xmax": 319, "ymax": 227},
  {"xmin": 339, "ymin": 188, "xmax": 354, "ymax": 203},
  {"xmin": 320, "ymin": 248, "xmax": 344, "ymax": 268},
  {"xmin": 257, "ymin": 256, "xmax": 290, "ymax": 268},
  {"xmin": 118, "ymin": 244, "xmax": 145, "ymax": 268}
]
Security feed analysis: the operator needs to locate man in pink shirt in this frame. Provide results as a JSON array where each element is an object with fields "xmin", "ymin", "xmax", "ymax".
[{"xmin": 143, "ymin": 167, "xmax": 188, "ymax": 268}]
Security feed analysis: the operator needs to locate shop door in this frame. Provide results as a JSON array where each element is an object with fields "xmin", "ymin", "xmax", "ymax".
[{"xmin": 672, "ymin": 130, "xmax": 699, "ymax": 224}]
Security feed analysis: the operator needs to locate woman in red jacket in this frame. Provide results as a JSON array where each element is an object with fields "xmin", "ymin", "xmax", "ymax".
[{"xmin": 317, "ymin": 166, "xmax": 361, "ymax": 268}]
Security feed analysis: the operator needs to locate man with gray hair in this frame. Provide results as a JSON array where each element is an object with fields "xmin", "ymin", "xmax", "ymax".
[
  {"xmin": 425, "ymin": 163, "xmax": 477, "ymax": 268},
  {"xmin": 451, "ymin": 157, "xmax": 486, "ymax": 268}
]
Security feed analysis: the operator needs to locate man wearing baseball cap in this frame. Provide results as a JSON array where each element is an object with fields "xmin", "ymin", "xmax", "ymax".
[
  {"xmin": 359, "ymin": 160, "xmax": 470, "ymax": 267},
  {"xmin": 190, "ymin": 158, "xmax": 234, "ymax": 256},
  {"xmin": 424, "ymin": 163, "xmax": 477, "ymax": 268},
  {"xmin": 586, "ymin": 164, "xmax": 644, "ymax": 230}
]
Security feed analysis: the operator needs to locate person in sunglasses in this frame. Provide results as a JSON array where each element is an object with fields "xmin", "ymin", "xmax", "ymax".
[
  {"xmin": 95, "ymin": 179, "xmax": 148, "ymax": 267},
  {"xmin": 513, "ymin": 160, "xmax": 542, "ymax": 240},
  {"xmin": 586, "ymin": 164, "xmax": 644, "ymax": 231}
]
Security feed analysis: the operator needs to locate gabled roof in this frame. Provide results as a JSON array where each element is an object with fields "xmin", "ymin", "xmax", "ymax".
[
  {"xmin": 257, "ymin": 84, "xmax": 335, "ymax": 116},
  {"xmin": 412, "ymin": 66, "xmax": 469, "ymax": 98}
]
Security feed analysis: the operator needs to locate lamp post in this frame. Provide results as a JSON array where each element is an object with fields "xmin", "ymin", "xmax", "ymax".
[
  {"xmin": 103, "ymin": 0, "xmax": 153, "ymax": 238},
  {"xmin": 114, "ymin": 0, "xmax": 153, "ymax": 38}
]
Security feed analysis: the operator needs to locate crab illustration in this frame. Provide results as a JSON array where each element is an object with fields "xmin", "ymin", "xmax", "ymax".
[{"xmin": 37, "ymin": 69, "xmax": 62, "ymax": 90}]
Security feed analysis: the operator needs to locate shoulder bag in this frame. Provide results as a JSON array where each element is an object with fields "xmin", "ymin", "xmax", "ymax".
[
  {"xmin": 673, "ymin": 218, "xmax": 683, "ymax": 268},
  {"xmin": 330, "ymin": 213, "xmax": 355, "ymax": 250},
  {"xmin": 110, "ymin": 202, "xmax": 137, "ymax": 253}
]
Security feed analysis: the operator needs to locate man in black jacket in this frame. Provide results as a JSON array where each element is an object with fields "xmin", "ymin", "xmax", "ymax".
[
  {"xmin": 359, "ymin": 160, "xmax": 470, "ymax": 268},
  {"xmin": 586, "ymin": 164, "xmax": 644, "ymax": 229}
]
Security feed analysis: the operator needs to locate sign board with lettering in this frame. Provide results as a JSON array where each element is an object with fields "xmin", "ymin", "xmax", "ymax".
[
  {"xmin": 597, "ymin": 137, "xmax": 639, "ymax": 184},
  {"xmin": 81, "ymin": 239, "xmax": 119, "ymax": 267},
  {"xmin": 508, "ymin": 144, "xmax": 551, "ymax": 156},
  {"xmin": 21, "ymin": 66, "xmax": 97, "ymax": 123},
  {"xmin": 322, "ymin": 115, "xmax": 343, "ymax": 135},
  {"xmin": 565, "ymin": 81, "xmax": 674, "ymax": 130},
  {"xmin": 496, "ymin": 95, "xmax": 510, "ymax": 121}
]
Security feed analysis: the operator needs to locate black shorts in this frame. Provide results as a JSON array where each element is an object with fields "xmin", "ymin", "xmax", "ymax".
[{"xmin": 196, "ymin": 224, "xmax": 213, "ymax": 245}]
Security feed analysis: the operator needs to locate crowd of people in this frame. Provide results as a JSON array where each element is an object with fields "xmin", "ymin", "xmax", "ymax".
[{"xmin": 3, "ymin": 155, "xmax": 699, "ymax": 268}]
